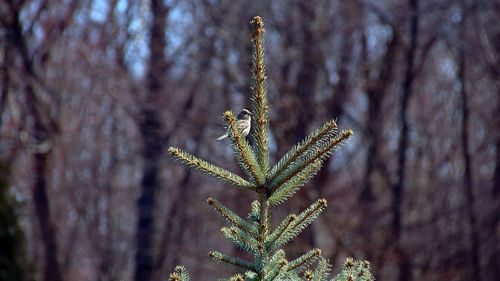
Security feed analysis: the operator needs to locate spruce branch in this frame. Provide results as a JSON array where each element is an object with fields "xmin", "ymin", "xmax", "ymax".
[
  {"xmin": 168, "ymin": 147, "xmax": 255, "ymax": 190},
  {"xmin": 312, "ymin": 257, "xmax": 331, "ymax": 281},
  {"xmin": 224, "ymin": 111, "xmax": 265, "ymax": 185},
  {"xmin": 250, "ymin": 16, "xmax": 270, "ymax": 174},
  {"xmin": 248, "ymin": 200, "xmax": 261, "ymax": 222},
  {"xmin": 265, "ymin": 258, "xmax": 288, "ymax": 280},
  {"xmin": 209, "ymin": 251, "xmax": 255, "ymax": 271},
  {"xmin": 228, "ymin": 273, "xmax": 246, "ymax": 281},
  {"xmin": 262, "ymin": 250, "xmax": 288, "ymax": 280},
  {"xmin": 268, "ymin": 159, "xmax": 323, "ymax": 206},
  {"xmin": 269, "ymin": 119, "xmax": 338, "ymax": 182},
  {"xmin": 270, "ymin": 199, "xmax": 328, "ymax": 250},
  {"xmin": 243, "ymin": 271, "xmax": 259, "ymax": 280},
  {"xmin": 287, "ymin": 248, "xmax": 322, "ymax": 272},
  {"xmin": 267, "ymin": 249, "xmax": 286, "ymax": 267},
  {"xmin": 221, "ymin": 226, "xmax": 260, "ymax": 254},
  {"xmin": 265, "ymin": 214, "xmax": 296, "ymax": 247},
  {"xmin": 304, "ymin": 270, "xmax": 315, "ymax": 281},
  {"xmin": 270, "ymin": 130, "xmax": 352, "ymax": 193},
  {"xmin": 292, "ymin": 198, "xmax": 328, "ymax": 231},
  {"xmin": 169, "ymin": 265, "xmax": 190, "ymax": 281},
  {"xmin": 332, "ymin": 258, "xmax": 374, "ymax": 281},
  {"xmin": 207, "ymin": 197, "xmax": 258, "ymax": 236}
]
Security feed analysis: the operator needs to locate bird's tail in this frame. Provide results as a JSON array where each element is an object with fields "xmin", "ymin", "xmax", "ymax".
[{"xmin": 216, "ymin": 134, "xmax": 228, "ymax": 141}]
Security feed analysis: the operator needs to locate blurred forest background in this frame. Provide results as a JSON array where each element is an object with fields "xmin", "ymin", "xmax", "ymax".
[{"xmin": 0, "ymin": 0, "xmax": 499, "ymax": 281}]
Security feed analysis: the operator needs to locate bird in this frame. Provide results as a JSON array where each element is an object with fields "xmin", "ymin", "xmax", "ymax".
[{"xmin": 217, "ymin": 109, "xmax": 252, "ymax": 141}]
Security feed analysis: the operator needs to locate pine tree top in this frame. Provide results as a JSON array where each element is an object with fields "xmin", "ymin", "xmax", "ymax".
[{"xmin": 168, "ymin": 16, "xmax": 373, "ymax": 281}]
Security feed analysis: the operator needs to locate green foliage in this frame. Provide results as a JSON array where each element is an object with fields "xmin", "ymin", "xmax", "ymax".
[
  {"xmin": 168, "ymin": 147, "xmax": 255, "ymax": 190},
  {"xmin": 268, "ymin": 120, "xmax": 337, "ymax": 183},
  {"xmin": 268, "ymin": 130, "xmax": 352, "ymax": 200},
  {"xmin": 224, "ymin": 111, "xmax": 265, "ymax": 185},
  {"xmin": 168, "ymin": 16, "xmax": 374, "ymax": 281},
  {"xmin": 332, "ymin": 258, "xmax": 374, "ymax": 281},
  {"xmin": 0, "ymin": 162, "xmax": 27, "ymax": 281},
  {"xmin": 267, "ymin": 200, "xmax": 327, "ymax": 250},
  {"xmin": 208, "ymin": 197, "xmax": 258, "ymax": 235},
  {"xmin": 249, "ymin": 15, "xmax": 270, "ymax": 175},
  {"xmin": 169, "ymin": 265, "xmax": 190, "ymax": 281}
]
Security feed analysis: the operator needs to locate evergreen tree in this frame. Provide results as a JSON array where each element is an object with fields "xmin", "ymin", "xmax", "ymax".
[{"xmin": 168, "ymin": 16, "xmax": 374, "ymax": 281}]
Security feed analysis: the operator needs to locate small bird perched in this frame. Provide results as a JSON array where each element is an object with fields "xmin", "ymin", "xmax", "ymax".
[{"xmin": 217, "ymin": 109, "xmax": 252, "ymax": 141}]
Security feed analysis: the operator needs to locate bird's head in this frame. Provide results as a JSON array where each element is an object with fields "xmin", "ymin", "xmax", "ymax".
[{"xmin": 237, "ymin": 109, "xmax": 252, "ymax": 120}]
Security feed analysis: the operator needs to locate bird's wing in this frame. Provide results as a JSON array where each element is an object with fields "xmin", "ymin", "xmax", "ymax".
[
  {"xmin": 216, "ymin": 133, "xmax": 228, "ymax": 141},
  {"xmin": 237, "ymin": 119, "xmax": 250, "ymax": 130}
]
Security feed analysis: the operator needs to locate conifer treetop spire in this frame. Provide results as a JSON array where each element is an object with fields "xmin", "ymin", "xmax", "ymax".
[
  {"xmin": 168, "ymin": 15, "xmax": 374, "ymax": 281},
  {"xmin": 250, "ymin": 16, "xmax": 270, "ymax": 175}
]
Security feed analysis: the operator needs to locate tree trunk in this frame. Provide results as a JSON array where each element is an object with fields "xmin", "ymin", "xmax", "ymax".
[
  {"xmin": 0, "ymin": 46, "xmax": 9, "ymax": 128},
  {"xmin": 313, "ymin": 14, "xmax": 354, "ymax": 194},
  {"xmin": 358, "ymin": 27, "xmax": 400, "ymax": 273},
  {"xmin": 393, "ymin": 0, "xmax": 418, "ymax": 280},
  {"xmin": 293, "ymin": 1, "xmax": 323, "ymax": 249},
  {"xmin": 26, "ymin": 83, "xmax": 63, "ymax": 281},
  {"xmin": 458, "ymin": 6, "xmax": 481, "ymax": 280},
  {"xmin": 295, "ymin": 1, "xmax": 320, "ymax": 143},
  {"xmin": 490, "ymin": 99, "xmax": 500, "ymax": 280},
  {"xmin": 7, "ymin": 6, "xmax": 63, "ymax": 281},
  {"xmin": 476, "ymin": 4, "xmax": 500, "ymax": 279},
  {"xmin": 134, "ymin": 1, "xmax": 168, "ymax": 280},
  {"xmin": 154, "ymin": 28, "xmax": 215, "ymax": 278},
  {"xmin": 135, "ymin": 109, "xmax": 162, "ymax": 281},
  {"xmin": 360, "ymin": 28, "xmax": 399, "ymax": 202}
]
